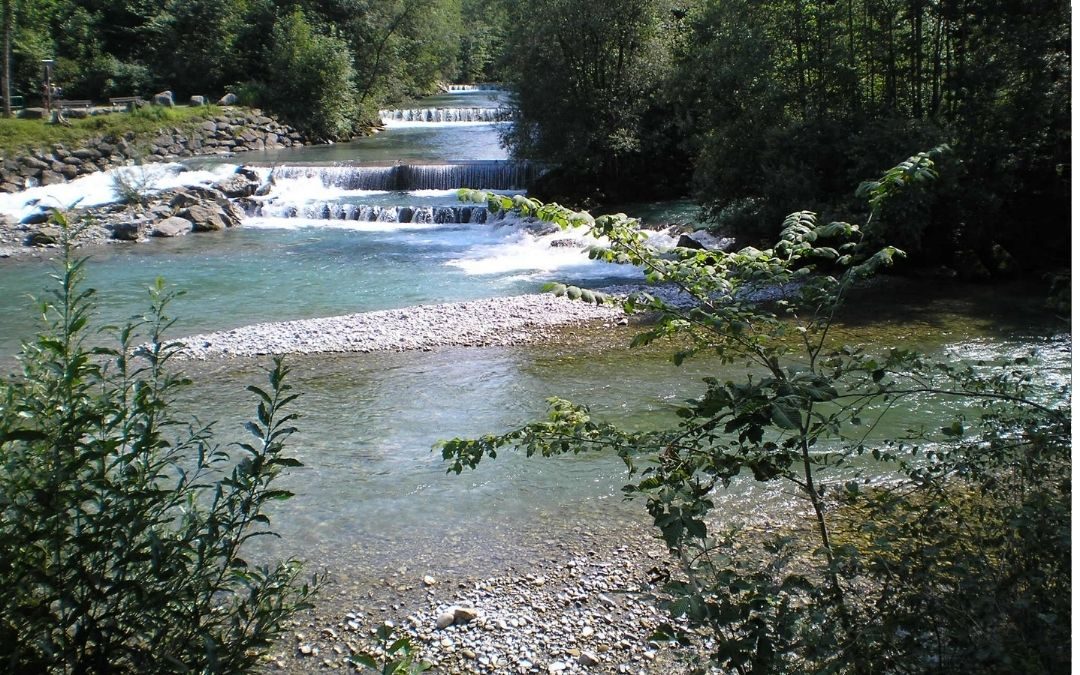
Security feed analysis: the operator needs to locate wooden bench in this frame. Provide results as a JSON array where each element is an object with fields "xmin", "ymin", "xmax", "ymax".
[
  {"xmin": 0, "ymin": 95, "xmax": 23, "ymax": 110},
  {"xmin": 56, "ymin": 99, "xmax": 92, "ymax": 109},
  {"xmin": 109, "ymin": 96, "xmax": 144, "ymax": 110}
]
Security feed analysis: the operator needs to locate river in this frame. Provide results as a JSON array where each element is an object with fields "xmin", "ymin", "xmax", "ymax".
[{"xmin": 0, "ymin": 88, "xmax": 1069, "ymax": 584}]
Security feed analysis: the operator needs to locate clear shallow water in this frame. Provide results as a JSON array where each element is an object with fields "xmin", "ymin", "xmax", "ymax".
[
  {"xmin": 0, "ymin": 93, "xmax": 1070, "ymax": 579},
  {"xmin": 214, "ymin": 123, "xmax": 510, "ymax": 165}
]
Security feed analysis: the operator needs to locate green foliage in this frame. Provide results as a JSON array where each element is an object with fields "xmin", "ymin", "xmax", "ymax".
[
  {"xmin": 498, "ymin": 0, "xmax": 688, "ymax": 201},
  {"xmin": 350, "ymin": 623, "xmax": 432, "ymax": 674},
  {"xmin": 441, "ymin": 149, "xmax": 1070, "ymax": 671},
  {"xmin": 0, "ymin": 217, "xmax": 318, "ymax": 672},
  {"xmin": 110, "ymin": 160, "xmax": 156, "ymax": 206},
  {"xmin": 263, "ymin": 9, "xmax": 359, "ymax": 141}
]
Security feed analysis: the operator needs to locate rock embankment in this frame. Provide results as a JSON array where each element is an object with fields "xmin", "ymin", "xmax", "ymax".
[
  {"xmin": 0, "ymin": 167, "xmax": 265, "ymax": 255},
  {"xmin": 0, "ymin": 108, "xmax": 303, "ymax": 194},
  {"xmin": 177, "ymin": 294, "xmax": 627, "ymax": 359}
]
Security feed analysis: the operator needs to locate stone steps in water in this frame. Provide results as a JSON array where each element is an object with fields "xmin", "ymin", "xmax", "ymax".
[
  {"xmin": 272, "ymin": 162, "xmax": 543, "ymax": 191},
  {"xmin": 379, "ymin": 107, "xmax": 510, "ymax": 124},
  {"xmin": 252, "ymin": 202, "xmax": 494, "ymax": 224}
]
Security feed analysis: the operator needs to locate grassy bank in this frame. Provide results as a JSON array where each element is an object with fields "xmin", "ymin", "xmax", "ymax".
[{"xmin": 0, "ymin": 105, "xmax": 225, "ymax": 157}]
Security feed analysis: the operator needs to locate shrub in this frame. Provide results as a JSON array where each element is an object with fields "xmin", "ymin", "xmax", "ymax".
[
  {"xmin": 0, "ymin": 220, "xmax": 317, "ymax": 672},
  {"xmin": 263, "ymin": 9, "xmax": 359, "ymax": 142},
  {"xmin": 440, "ymin": 149, "xmax": 1070, "ymax": 672}
]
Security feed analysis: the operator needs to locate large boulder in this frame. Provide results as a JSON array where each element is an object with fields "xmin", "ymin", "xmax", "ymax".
[
  {"xmin": 676, "ymin": 230, "xmax": 735, "ymax": 252},
  {"xmin": 152, "ymin": 217, "xmax": 193, "ymax": 238},
  {"xmin": 111, "ymin": 221, "xmax": 146, "ymax": 241},
  {"xmin": 217, "ymin": 92, "xmax": 239, "ymax": 106},
  {"xmin": 189, "ymin": 95, "xmax": 207, "ymax": 106},
  {"xmin": 181, "ymin": 203, "xmax": 228, "ymax": 232},
  {"xmin": 214, "ymin": 173, "xmax": 259, "ymax": 199},
  {"xmin": 26, "ymin": 226, "xmax": 61, "ymax": 246},
  {"xmin": 153, "ymin": 90, "xmax": 175, "ymax": 107}
]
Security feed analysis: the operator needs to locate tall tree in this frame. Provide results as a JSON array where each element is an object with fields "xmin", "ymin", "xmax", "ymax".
[{"xmin": 1, "ymin": 0, "xmax": 12, "ymax": 118}]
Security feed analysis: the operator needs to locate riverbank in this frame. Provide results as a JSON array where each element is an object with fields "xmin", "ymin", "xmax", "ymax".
[{"xmin": 258, "ymin": 493, "xmax": 803, "ymax": 674}]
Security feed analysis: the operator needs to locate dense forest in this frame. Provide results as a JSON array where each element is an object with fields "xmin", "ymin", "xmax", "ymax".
[
  {"xmin": 501, "ymin": 0, "xmax": 1070, "ymax": 272},
  {"xmin": 1, "ymin": 0, "xmax": 504, "ymax": 139},
  {"xmin": 2, "ymin": 0, "xmax": 1070, "ymax": 269}
]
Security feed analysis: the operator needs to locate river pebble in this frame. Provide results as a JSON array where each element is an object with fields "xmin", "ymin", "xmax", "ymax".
[
  {"xmin": 258, "ymin": 525, "xmax": 717, "ymax": 674},
  {"xmin": 176, "ymin": 293, "xmax": 625, "ymax": 359}
]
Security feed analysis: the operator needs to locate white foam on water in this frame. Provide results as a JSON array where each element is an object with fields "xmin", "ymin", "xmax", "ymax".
[
  {"xmin": 0, "ymin": 162, "xmax": 240, "ymax": 219},
  {"xmin": 263, "ymin": 175, "xmax": 387, "ymax": 202},
  {"xmin": 447, "ymin": 225, "xmax": 642, "ymax": 280},
  {"xmin": 244, "ymin": 216, "xmax": 445, "ymax": 233},
  {"xmin": 382, "ymin": 120, "xmax": 502, "ymax": 129}
]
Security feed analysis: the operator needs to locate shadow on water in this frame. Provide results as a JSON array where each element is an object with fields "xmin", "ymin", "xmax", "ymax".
[{"xmin": 835, "ymin": 276, "xmax": 1068, "ymax": 341}]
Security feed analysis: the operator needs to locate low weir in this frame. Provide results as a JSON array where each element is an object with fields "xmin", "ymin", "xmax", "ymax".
[
  {"xmin": 379, "ymin": 107, "xmax": 510, "ymax": 124},
  {"xmin": 271, "ymin": 161, "xmax": 544, "ymax": 191},
  {"xmin": 252, "ymin": 202, "xmax": 495, "ymax": 224}
]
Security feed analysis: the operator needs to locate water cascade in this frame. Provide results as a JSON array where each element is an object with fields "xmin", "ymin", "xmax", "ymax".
[
  {"xmin": 252, "ymin": 201, "xmax": 496, "ymax": 224},
  {"xmin": 379, "ymin": 107, "xmax": 510, "ymax": 124},
  {"xmin": 271, "ymin": 161, "xmax": 544, "ymax": 191},
  {"xmin": 444, "ymin": 83, "xmax": 502, "ymax": 92}
]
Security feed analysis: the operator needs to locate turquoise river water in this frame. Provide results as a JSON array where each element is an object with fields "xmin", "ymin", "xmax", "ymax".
[{"xmin": 0, "ymin": 88, "xmax": 1069, "ymax": 579}]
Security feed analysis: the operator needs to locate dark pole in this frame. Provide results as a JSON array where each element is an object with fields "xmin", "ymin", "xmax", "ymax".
[{"xmin": 42, "ymin": 59, "xmax": 53, "ymax": 112}]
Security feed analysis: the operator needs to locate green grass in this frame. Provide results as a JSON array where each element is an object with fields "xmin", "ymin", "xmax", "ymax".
[{"xmin": 0, "ymin": 105, "xmax": 226, "ymax": 158}]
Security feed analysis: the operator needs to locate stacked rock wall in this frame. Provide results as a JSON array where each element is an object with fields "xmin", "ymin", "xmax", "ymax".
[{"xmin": 0, "ymin": 109, "xmax": 305, "ymax": 193}]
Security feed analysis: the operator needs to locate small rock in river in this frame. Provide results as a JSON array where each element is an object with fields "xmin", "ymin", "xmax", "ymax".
[{"xmin": 436, "ymin": 611, "xmax": 455, "ymax": 630}]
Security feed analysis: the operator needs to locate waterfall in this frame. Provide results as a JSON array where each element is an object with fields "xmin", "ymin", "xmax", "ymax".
[
  {"xmin": 272, "ymin": 162, "xmax": 545, "ymax": 191},
  {"xmin": 379, "ymin": 107, "xmax": 511, "ymax": 124},
  {"xmin": 444, "ymin": 84, "xmax": 503, "ymax": 92},
  {"xmin": 252, "ymin": 201, "xmax": 496, "ymax": 225}
]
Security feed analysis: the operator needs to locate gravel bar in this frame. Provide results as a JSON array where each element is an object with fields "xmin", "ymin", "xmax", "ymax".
[{"xmin": 176, "ymin": 294, "xmax": 626, "ymax": 359}]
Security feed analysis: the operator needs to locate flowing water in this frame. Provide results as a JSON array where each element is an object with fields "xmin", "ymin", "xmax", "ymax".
[{"xmin": 0, "ymin": 90, "xmax": 1069, "ymax": 580}]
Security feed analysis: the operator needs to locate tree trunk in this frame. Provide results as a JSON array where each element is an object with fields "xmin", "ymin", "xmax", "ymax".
[{"xmin": 2, "ymin": 0, "xmax": 12, "ymax": 119}]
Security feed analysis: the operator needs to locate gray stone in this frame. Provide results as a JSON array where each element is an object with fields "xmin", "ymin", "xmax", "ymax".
[
  {"xmin": 452, "ymin": 607, "xmax": 479, "ymax": 625},
  {"xmin": 217, "ymin": 92, "xmax": 239, "ymax": 106},
  {"xmin": 21, "ymin": 156, "xmax": 49, "ymax": 171},
  {"xmin": 27, "ymin": 226, "xmax": 61, "ymax": 246},
  {"xmin": 152, "ymin": 217, "xmax": 193, "ymax": 238},
  {"xmin": 676, "ymin": 230, "xmax": 735, "ymax": 252},
  {"xmin": 39, "ymin": 170, "xmax": 65, "ymax": 186},
  {"xmin": 153, "ymin": 90, "xmax": 175, "ymax": 106},
  {"xmin": 190, "ymin": 95, "xmax": 207, "ymax": 106},
  {"xmin": 72, "ymin": 148, "xmax": 101, "ymax": 160},
  {"xmin": 111, "ymin": 221, "xmax": 145, "ymax": 241},
  {"xmin": 436, "ymin": 611, "xmax": 456, "ymax": 630},
  {"xmin": 19, "ymin": 107, "xmax": 45, "ymax": 119},
  {"xmin": 182, "ymin": 204, "xmax": 228, "ymax": 232},
  {"xmin": 578, "ymin": 651, "xmax": 601, "ymax": 667}
]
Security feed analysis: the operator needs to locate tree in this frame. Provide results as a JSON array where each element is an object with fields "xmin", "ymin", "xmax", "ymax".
[
  {"xmin": 499, "ymin": 0, "xmax": 688, "ymax": 201},
  {"xmin": 440, "ymin": 148, "xmax": 1070, "ymax": 671},
  {"xmin": 264, "ymin": 8, "xmax": 359, "ymax": 140},
  {"xmin": 0, "ymin": 220, "xmax": 318, "ymax": 672},
  {"xmin": 1, "ymin": 0, "xmax": 11, "ymax": 118}
]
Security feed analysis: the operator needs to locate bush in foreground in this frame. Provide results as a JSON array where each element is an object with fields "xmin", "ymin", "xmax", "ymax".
[
  {"xmin": 442, "ymin": 149, "xmax": 1070, "ymax": 672},
  {"xmin": 0, "ymin": 223, "xmax": 316, "ymax": 672}
]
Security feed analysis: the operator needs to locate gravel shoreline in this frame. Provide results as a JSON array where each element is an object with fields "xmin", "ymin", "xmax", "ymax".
[
  {"xmin": 261, "ymin": 521, "xmax": 699, "ymax": 674},
  {"xmin": 176, "ymin": 294, "xmax": 628, "ymax": 359}
]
